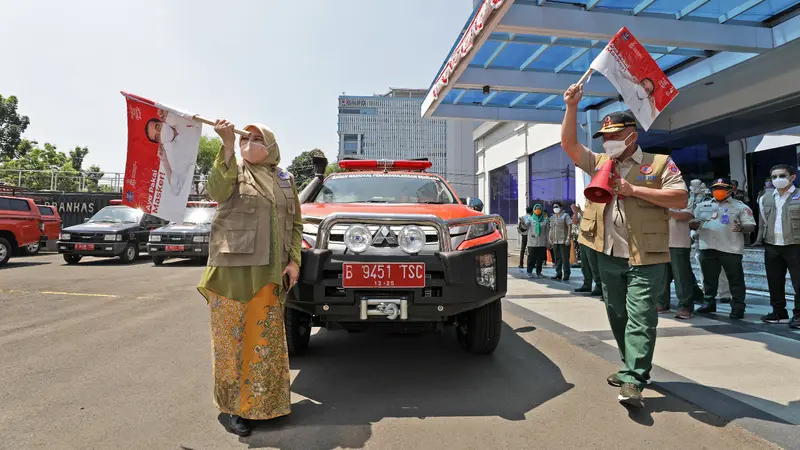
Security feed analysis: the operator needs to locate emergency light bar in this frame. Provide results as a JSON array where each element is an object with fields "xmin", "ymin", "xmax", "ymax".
[
  {"xmin": 338, "ymin": 159, "xmax": 433, "ymax": 172},
  {"xmin": 109, "ymin": 199, "xmax": 123, "ymax": 205}
]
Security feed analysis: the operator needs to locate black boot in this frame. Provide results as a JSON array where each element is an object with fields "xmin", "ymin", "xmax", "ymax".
[{"xmin": 223, "ymin": 414, "xmax": 252, "ymax": 437}]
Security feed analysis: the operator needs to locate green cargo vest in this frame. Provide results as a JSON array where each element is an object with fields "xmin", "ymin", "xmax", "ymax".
[
  {"xmin": 208, "ymin": 163, "xmax": 296, "ymax": 267},
  {"xmin": 761, "ymin": 190, "xmax": 800, "ymax": 245}
]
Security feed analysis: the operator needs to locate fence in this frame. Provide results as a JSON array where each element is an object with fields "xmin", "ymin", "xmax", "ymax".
[{"xmin": 0, "ymin": 169, "xmax": 208, "ymax": 196}]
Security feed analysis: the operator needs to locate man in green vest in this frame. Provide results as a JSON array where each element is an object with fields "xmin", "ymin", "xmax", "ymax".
[
  {"xmin": 756, "ymin": 164, "xmax": 800, "ymax": 329},
  {"xmin": 561, "ymin": 84, "xmax": 688, "ymax": 409}
]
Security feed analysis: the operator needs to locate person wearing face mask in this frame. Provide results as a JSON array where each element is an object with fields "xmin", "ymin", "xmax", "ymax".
[
  {"xmin": 548, "ymin": 202, "xmax": 572, "ymax": 281},
  {"xmin": 562, "ymin": 85, "xmax": 688, "ymax": 409},
  {"xmin": 197, "ymin": 119, "xmax": 303, "ymax": 437},
  {"xmin": 756, "ymin": 165, "xmax": 800, "ymax": 329},
  {"xmin": 525, "ymin": 204, "xmax": 549, "ymax": 278},
  {"xmin": 690, "ymin": 178, "xmax": 756, "ymax": 320}
]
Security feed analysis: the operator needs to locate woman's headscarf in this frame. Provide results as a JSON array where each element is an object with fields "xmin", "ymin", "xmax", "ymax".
[
  {"xmin": 241, "ymin": 123, "xmax": 280, "ymax": 203},
  {"xmin": 530, "ymin": 203, "xmax": 543, "ymax": 235}
]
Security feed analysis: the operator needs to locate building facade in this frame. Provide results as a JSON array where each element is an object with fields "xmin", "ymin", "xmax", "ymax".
[{"xmin": 338, "ymin": 88, "xmax": 477, "ymax": 197}]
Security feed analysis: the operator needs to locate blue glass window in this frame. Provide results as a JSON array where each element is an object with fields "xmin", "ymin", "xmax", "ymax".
[
  {"xmin": 528, "ymin": 144, "xmax": 576, "ymax": 212},
  {"xmin": 489, "ymin": 161, "xmax": 519, "ymax": 226}
]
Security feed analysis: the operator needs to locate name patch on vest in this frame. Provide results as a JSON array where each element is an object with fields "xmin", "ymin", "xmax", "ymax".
[
  {"xmin": 637, "ymin": 175, "xmax": 657, "ymax": 182},
  {"xmin": 278, "ymin": 179, "xmax": 291, "ymax": 188}
]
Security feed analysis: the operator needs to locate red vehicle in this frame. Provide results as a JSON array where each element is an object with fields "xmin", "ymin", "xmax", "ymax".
[
  {"xmin": 19, "ymin": 205, "xmax": 62, "ymax": 255},
  {"xmin": 286, "ymin": 159, "xmax": 507, "ymax": 355},
  {"xmin": 0, "ymin": 196, "xmax": 45, "ymax": 266}
]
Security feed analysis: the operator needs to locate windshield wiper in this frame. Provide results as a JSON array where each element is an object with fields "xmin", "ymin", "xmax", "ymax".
[{"xmin": 417, "ymin": 201, "xmax": 444, "ymax": 204}]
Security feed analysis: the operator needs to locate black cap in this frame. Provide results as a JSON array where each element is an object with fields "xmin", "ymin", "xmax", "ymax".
[
  {"xmin": 711, "ymin": 178, "xmax": 733, "ymax": 189},
  {"xmin": 593, "ymin": 111, "xmax": 638, "ymax": 139}
]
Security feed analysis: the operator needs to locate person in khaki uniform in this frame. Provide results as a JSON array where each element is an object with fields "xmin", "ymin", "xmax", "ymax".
[
  {"xmin": 756, "ymin": 164, "xmax": 800, "ymax": 329},
  {"xmin": 691, "ymin": 178, "xmax": 756, "ymax": 319},
  {"xmin": 197, "ymin": 120, "xmax": 303, "ymax": 437},
  {"xmin": 549, "ymin": 201, "xmax": 572, "ymax": 281},
  {"xmin": 562, "ymin": 84, "xmax": 688, "ymax": 409}
]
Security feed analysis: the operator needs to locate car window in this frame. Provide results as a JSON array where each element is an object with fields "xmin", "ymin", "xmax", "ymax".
[
  {"xmin": 88, "ymin": 206, "xmax": 143, "ymax": 224},
  {"xmin": 38, "ymin": 206, "xmax": 54, "ymax": 216},
  {"xmin": 143, "ymin": 214, "xmax": 164, "ymax": 227},
  {"xmin": 0, "ymin": 198, "xmax": 10, "ymax": 210},
  {"xmin": 312, "ymin": 173, "xmax": 457, "ymax": 204},
  {"xmin": 3, "ymin": 198, "xmax": 32, "ymax": 211}
]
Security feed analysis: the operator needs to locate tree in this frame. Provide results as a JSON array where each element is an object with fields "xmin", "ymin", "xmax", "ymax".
[
  {"xmin": 288, "ymin": 148, "xmax": 325, "ymax": 188},
  {"xmin": 193, "ymin": 135, "xmax": 221, "ymax": 195},
  {"xmin": 85, "ymin": 165, "xmax": 105, "ymax": 191},
  {"xmin": 324, "ymin": 163, "xmax": 344, "ymax": 177},
  {"xmin": 69, "ymin": 146, "xmax": 89, "ymax": 172},
  {"xmin": 0, "ymin": 94, "xmax": 30, "ymax": 159},
  {"xmin": 0, "ymin": 142, "xmax": 101, "ymax": 191}
]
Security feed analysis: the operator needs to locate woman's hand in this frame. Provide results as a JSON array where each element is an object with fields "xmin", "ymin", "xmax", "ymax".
[
  {"xmin": 214, "ymin": 119, "xmax": 236, "ymax": 163},
  {"xmin": 282, "ymin": 261, "xmax": 300, "ymax": 290}
]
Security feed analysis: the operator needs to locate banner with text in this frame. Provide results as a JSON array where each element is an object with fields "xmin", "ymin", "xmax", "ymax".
[
  {"xmin": 589, "ymin": 27, "xmax": 679, "ymax": 131},
  {"xmin": 121, "ymin": 92, "xmax": 201, "ymax": 223}
]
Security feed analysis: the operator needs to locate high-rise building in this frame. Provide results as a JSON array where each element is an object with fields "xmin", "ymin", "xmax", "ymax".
[{"xmin": 337, "ymin": 88, "xmax": 477, "ymax": 196}]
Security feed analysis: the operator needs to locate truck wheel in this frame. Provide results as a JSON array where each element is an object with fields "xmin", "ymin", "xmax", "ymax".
[
  {"xmin": 119, "ymin": 243, "xmax": 138, "ymax": 264},
  {"xmin": 152, "ymin": 256, "xmax": 165, "ymax": 266},
  {"xmin": 285, "ymin": 307, "xmax": 312, "ymax": 356},
  {"xmin": 456, "ymin": 299, "xmax": 502, "ymax": 355},
  {"xmin": 23, "ymin": 242, "xmax": 41, "ymax": 255},
  {"xmin": 0, "ymin": 238, "xmax": 11, "ymax": 266},
  {"xmin": 63, "ymin": 254, "xmax": 82, "ymax": 265}
]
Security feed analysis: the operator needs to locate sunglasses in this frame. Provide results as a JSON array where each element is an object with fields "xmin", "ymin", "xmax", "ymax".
[{"xmin": 772, "ymin": 174, "xmax": 790, "ymax": 180}]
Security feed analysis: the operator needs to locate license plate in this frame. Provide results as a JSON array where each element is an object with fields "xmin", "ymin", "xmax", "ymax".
[
  {"xmin": 342, "ymin": 262, "xmax": 425, "ymax": 289},
  {"xmin": 166, "ymin": 245, "xmax": 184, "ymax": 252},
  {"xmin": 75, "ymin": 244, "xmax": 94, "ymax": 251}
]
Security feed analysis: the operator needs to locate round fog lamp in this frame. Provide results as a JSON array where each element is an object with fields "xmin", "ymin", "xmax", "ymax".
[
  {"xmin": 399, "ymin": 225, "xmax": 425, "ymax": 254},
  {"xmin": 344, "ymin": 225, "xmax": 372, "ymax": 254}
]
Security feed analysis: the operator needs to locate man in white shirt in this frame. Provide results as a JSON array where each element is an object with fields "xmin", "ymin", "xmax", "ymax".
[
  {"xmin": 756, "ymin": 164, "xmax": 800, "ymax": 329},
  {"xmin": 145, "ymin": 109, "xmax": 199, "ymax": 197}
]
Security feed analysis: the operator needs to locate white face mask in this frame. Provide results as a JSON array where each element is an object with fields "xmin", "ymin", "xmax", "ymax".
[
  {"xmin": 553, "ymin": 207, "xmax": 561, "ymax": 214},
  {"xmin": 602, "ymin": 133, "xmax": 634, "ymax": 159},
  {"xmin": 160, "ymin": 124, "xmax": 176, "ymax": 143},
  {"xmin": 635, "ymin": 85, "xmax": 649, "ymax": 100},
  {"xmin": 772, "ymin": 176, "xmax": 792, "ymax": 189},
  {"xmin": 241, "ymin": 141, "xmax": 268, "ymax": 164}
]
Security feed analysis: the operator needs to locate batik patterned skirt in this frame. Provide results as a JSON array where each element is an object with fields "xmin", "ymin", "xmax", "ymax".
[{"xmin": 208, "ymin": 284, "xmax": 291, "ymax": 420}]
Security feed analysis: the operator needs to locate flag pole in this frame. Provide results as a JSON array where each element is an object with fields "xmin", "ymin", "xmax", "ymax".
[
  {"xmin": 577, "ymin": 69, "xmax": 593, "ymax": 86},
  {"xmin": 191, "ymin": 115, "xmax": 250, "ymax": 137}
]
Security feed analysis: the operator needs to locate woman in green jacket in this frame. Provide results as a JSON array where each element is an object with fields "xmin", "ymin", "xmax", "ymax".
[{"xmin": 198, "ymin": 119, "xmax": 303, "ymax": 437}]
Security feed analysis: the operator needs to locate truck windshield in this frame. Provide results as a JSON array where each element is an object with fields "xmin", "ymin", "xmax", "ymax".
[
  {"xmin": 312, "ymin": 173, "xmax": 457, "ymax": 204},
  {"xmin": 182, "ymin": 207, "xmax": 215, "ymax": 225},
  {"xmin": 89, "ymin": 206, "xmax": 143, "ymax": 224}
]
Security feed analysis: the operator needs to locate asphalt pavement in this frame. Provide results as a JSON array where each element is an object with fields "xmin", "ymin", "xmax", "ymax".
[{"xmin": 0, "ymin": 253, "xmax": 782, "ymax": 450}]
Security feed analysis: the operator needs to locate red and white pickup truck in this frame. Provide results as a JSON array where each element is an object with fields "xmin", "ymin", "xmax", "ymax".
[{"xmin": 0, "ymin": 195, "xmax": 45, "ymax": 266}]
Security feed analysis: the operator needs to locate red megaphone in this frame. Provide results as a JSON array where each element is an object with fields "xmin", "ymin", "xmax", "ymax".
[{"xmin": 584, "ymin": 159, "xmax": 620, "ymax": 204}]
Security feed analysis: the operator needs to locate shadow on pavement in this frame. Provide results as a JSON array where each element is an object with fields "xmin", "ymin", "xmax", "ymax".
[
  {"xmin": 242, "ymin": 323, "xmax": 574, "ymax": 450},
  {"xmin": 61, "ymin": 256, "xmax": 152, "ymax": 267},
  {"xmin": 0, "ymin": 261, "xmax": 51, "ymax": 269}
]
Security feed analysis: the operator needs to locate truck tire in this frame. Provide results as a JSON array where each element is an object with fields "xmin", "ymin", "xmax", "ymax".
[
  {"xmin": 0, "ymin": 238, "xmax": 11, "ymax": 266},
  {"xmin": 285, "ymin": 307, "xmax": 311, "ymax": 356},
  {"xmin": 22, "ymin": 242, "xmax": 41, "ymax": 256},
  {"xmin": 63, "ymin": 254, "xmax": 82, "ymax": 265},
  {"xmin": 456, "ymin": 299, "xmax": 502, "ymax": 355},
  {"xmin": 152, "ymin": 255, "xmax": 165, "ymax": 266},
  {"xmin": 119, "ymin": 243, "xmax": 138, "ymax": 264}
]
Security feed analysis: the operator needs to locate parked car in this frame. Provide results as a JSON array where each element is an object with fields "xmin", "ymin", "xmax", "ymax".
[
  {"xmin": 21, "ymin": 205, "xmax": 62, "ymax": 255},
  {"xmin": 287, "ymin": 159, "xmax": 507, "ymax": 356},
  {"xmin": 0, "ymin": 195, "xmax": 45, "ymax": 266},
  {"xmin": 148, "ymin": 201, "xmax": 216, "ymax": 265},
  {"xmin": 57, "ymin": 201, "xmax": 169, "ymax": 264}
]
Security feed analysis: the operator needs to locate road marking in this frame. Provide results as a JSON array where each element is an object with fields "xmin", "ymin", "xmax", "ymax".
[{"xmin": 0, "ymin": 289, "xmax": 117, "ymax": 298}]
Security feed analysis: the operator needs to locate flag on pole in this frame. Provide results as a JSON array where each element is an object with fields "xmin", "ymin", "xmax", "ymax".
[
  {"xmin": 121, "ymin": 92, "xmax": 202, "ymax": 223},
  {"xmin": 589, "ymin": 27, "xmax": 678, "ymax": 131}
]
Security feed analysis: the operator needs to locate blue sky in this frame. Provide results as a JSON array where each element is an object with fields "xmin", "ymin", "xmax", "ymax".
[{"xmin": 0, "ymin": 0, "xmax": 472, "ymax": 172}]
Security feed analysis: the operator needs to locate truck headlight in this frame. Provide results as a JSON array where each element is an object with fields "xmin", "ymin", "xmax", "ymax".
[
  {"xmin": 150, "ymin": 235, "xmax": 161, "ymax": 242},
  {"xmin": 60, "ymin": 233, "xmax": 71, "ymax": 240},
  {"xmin": 193, "ymin": 236, "xmax": 204, "ymax": 243},
  {"xmin": 104, "ymin": 234, "xmax": 117, "ymax": 241},
  {"xmin": 344, "ymin": 225, "xmax": 371, "ymax": 254},
  {"xmin": 476, "ymin": 253, "xmax": 496, "ymax": 291},
  {"xmin": 466, "ymin": 222, "xmax": 495, "ymax": 241},
  {"xmin": 398, "ymin": 225, "xmax": 425, "ymax": 254}
]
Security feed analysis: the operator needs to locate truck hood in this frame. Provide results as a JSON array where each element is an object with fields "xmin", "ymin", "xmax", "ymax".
[
  {"xmin": 151, "ymin": 223, "xmax": 211, "ymax": 234},
  {"xmin": 301, "ymin": 203, "xmax": 484, "ymax": 222},
  {"xmin": 63, "ymin": 222, "xmax": 138, "ymax": 233}
]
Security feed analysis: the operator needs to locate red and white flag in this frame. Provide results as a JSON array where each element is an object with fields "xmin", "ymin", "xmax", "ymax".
[
  {"xmin": 121, "ymin": 92, "xmax": 202, "ymax": 223},
  {"xmin": 589, "ymin": 27, "xmax": 678, "ymax": 131}
]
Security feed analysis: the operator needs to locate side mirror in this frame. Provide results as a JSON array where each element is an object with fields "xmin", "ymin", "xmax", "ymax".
[
  {"xmin": 312, "ymin": 155, "xmax": 328, "ymax": 180},
  {"xmin": 465, "ymin": 197, "xmax": 484, "ymax": 212},
  {"xmin": 84, "ymin": 218, "xmax": 90, "ymax": 223}
]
